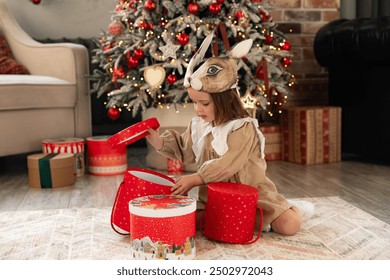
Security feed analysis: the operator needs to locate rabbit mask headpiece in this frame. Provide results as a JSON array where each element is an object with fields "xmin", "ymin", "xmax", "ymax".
[{"xmin": 184, "ymin": 33, "xmax": 253, "ymax": 93}]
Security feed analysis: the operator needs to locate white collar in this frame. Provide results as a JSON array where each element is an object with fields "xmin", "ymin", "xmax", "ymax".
[{"xmin": 191, "ymin": 117, "xmax": 265, "ymax": 164}]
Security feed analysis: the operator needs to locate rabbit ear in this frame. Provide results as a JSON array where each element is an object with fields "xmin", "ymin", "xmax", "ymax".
[
  {"xmin": 228, "ymin": 39, "xmax": 253, "ymax": 60},
  {"xmin": 184, "ymin": 33, "xmax": 214, "ymax": 87}
]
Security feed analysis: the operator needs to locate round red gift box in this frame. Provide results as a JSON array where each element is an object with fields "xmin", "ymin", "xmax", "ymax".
[
  {"xmin": 111, "ymin": 168, "xmax": 174, "ymax": 234},
  {"xmin": 42, "ymin": 137, "xmax": 85, "ymax": 177},
  {"xmin": 107, "ymin": 118, "xmax": 160, "ymax": 148},
  {"xmin": 86, "ymin": 136, "xmax": 127, "ymax": 176},
  {"xmin": 204, "ymin": 182, "xmax": 263, "ymax": 244},
  {"xmin": 129, "ymin": 195, "xmax": 196, "ymax": 260}
]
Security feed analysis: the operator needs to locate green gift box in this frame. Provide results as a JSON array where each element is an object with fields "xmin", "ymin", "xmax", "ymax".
[{"xmin": 27, "ymin": 153, "xmax": 75, "ymax": 188}]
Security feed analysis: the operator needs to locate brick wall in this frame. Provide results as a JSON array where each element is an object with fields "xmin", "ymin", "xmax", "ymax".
[{"xmin": 270, "ymin": 0, "xmax": 340, "ymax": 107}]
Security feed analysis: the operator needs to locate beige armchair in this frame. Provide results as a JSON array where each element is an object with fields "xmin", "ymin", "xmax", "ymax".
[{"xmin": 0, "ymin": 1, "xmax": 92, "ymax": 157}]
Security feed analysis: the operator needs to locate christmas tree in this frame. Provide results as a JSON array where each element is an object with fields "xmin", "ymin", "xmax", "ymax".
[{"xmin": 90, "ymin": 0, "xmax": 294, "ymax": 122}]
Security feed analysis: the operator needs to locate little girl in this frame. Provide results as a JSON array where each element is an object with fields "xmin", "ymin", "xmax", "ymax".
[{"xmin": 146, "ymin": 34, "xmax": 301, "ymax": 236}]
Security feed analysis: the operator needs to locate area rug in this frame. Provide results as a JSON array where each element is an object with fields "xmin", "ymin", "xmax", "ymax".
[{"xmin": 0, "ymin": 197, "xmax": 389, "ymax": 260}]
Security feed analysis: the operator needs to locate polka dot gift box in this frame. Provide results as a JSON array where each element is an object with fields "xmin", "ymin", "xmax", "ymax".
[
  {"xmin": 204, "ymin": 182, "xmax": 263, "ymax": 244},
  {"xmin": 111, "ymin": 168, "xmax": 173, "ymax": 234},
  {"xmin": 129, "ymin": 195, "xmax": 196, "ymax": 260}
]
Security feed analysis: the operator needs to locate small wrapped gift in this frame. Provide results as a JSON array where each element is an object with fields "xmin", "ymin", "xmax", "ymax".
[
  {"xmin": 27, "ymin": 153, "xmax": 75, "ymax": 188},
  {"xmin": 167, "ymin": 158, "xmax": 184, "ymax": 174}
]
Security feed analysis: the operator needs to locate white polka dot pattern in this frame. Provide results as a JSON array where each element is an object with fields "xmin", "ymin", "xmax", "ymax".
[{"xmin": 204, "ymin": 182, "xmax": 262, "ymax": 244}]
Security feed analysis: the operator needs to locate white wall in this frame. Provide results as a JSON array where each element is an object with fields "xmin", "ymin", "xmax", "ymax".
[{"xmin": 2, "ymin": 0, "xmax": 115, "ymax": 39}]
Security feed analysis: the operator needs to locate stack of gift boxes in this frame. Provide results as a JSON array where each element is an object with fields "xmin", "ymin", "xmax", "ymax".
[
  {"xmin": 27, "ymin": 138, "xmax": 86, "ymax": 188},
  {"xmin": 27, "ymin": 136, "xmax": 129, "ymax": 188},
  {"xmin": 259, "ymin": 106, "xmax": 342, "ymax": 164},
  {"xmin": 259, "ymin": 123, "xmax": 282, "ymax": 161},
  {"xmin": 281, "ymin": 106, "xmax": 342, "ymax": 164}
]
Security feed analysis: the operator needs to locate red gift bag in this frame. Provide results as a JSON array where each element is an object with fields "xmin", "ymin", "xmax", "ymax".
[
  {"xmin": 111, "ymin": 167, "xmax": 174, "ymax": 234},
  {"xmin": 204, "ymin": 182, "xmax": 263, "ymax": 244}
]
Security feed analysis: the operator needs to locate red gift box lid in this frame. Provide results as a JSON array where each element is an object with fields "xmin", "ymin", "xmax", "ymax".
[
  {"xmin": 107, "ymin": 118, "xmax": 160, "ymax": 148},
  {"xmin": 129, "ymin": 195, "xmax": 196, "ymax": 218},
  {"xmin": 208, "ymin": 182, "xmax": 259, "ymax": 196},
  {"xmin": 42, "ymin": 137, "xmax": 85, "ymax": 145}
]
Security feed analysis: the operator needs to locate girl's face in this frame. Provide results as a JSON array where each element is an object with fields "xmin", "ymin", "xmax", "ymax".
[{"xmin": 188, "ymin": 87, "xmax": 215, "ymax": 123}]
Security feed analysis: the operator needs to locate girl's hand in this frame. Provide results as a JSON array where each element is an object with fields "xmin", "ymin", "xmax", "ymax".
[
  {"xmin": 146, "ymin": 128, "xmax": 163, "ymax": 150},
  {"xmin": 171, "ymin": 173, "xmax": 204, "ymax": 195}
]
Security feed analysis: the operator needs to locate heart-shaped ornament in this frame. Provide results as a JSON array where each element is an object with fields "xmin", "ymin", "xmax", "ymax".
[{"xmin": 144, "ymin": 65, "xmax": 166, "ymax": 88}]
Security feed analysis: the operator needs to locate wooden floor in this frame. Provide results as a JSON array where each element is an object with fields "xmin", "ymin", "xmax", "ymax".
[{"xmin": 0, "ymin": 148, "xmax": 389, "ymax": 225}]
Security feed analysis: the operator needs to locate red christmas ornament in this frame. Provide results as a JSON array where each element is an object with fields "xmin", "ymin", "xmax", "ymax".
[
  {"xmin": 113, "ymin": 67, "xmax": 126, "ymax": 81},
  {"xmin": 257, "ymin": 67, "xmax": 264, "ymax": 80},
  {"xmin": 264, "ymin": 34, "xmax": 273, "ymax": 45},
  {"xmin": 128, "ymin": 0, "xmax": 136, "ymax": 8},
  {"xmin": 177, "ymin": 33, "xmax": 189, "ymax": 46},
  {"xmin": 235, "ymin": 11, "xmax": 244, "ymax": 19},
  {"xmin": 127, "ymin": 56, "xmax": 139, "ymax": 69},
  {"xmin": 103, "ymin": 44, "xmax": 111, "ymax": 52},
  {"xmin": 115, "ymin": 4, "xmax": 123, "ymax": 11},
  {"xmin": 144, "ymin": 0, "xmax": 156, "ymax": 11},
  {"xmin": 108, "ymin": 21, "xmax": 125, "ymax": 36},
  {"xmin": 166, "ymin": 73, "xmax": 177, "ymax": 85},
  {"xmin": 133, "ymin": 49, "xmax": 144, "ymax": 60},
  {"xmin": 187, "ymin": 2, "xmax": 199, "ymax": 15},
  {"xmin": 31, "ymin": 0, "xmax": 41, "ymax": 4},
  {"xmin": 209, "ymin": 3, "xmax": 221, "ymax": 15},
  {"xmin": 281, "ymin": 57, "xmax": 292, "ymax": 67},
  {"xmin": 259, "ymin": 10, "xmax": 269, "ymax": 22},
  {"xmin": 280, "ymin": 41, "xmax": 291, "ymax": 51},
  {"xmin": 107, "ymin": 108, "xmax": 120, "ymax": 120},
  {"xmin": 137, "ymin": 20, "xmax": 149, "ymax": 30}
]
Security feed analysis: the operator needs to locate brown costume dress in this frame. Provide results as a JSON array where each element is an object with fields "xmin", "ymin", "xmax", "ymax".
[{"xmin": 158, "ymin": 117, "xmax": 291, "ymax": 226}]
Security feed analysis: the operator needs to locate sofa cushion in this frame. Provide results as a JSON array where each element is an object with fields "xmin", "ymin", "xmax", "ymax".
[
  {"xmin": 0, "ymin": 75, "xmax": 76, "ymax": 110},
  {"xmin": 0, "ymin": 35, "xmax": 29, "ymax": 74},
  {"xmin": 0, "ymin": 56, "xmax": 29, "ymax": 74},
  {"xmin": 0, "ymin": 35, "xmax": 12, "ymax": 57}
]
